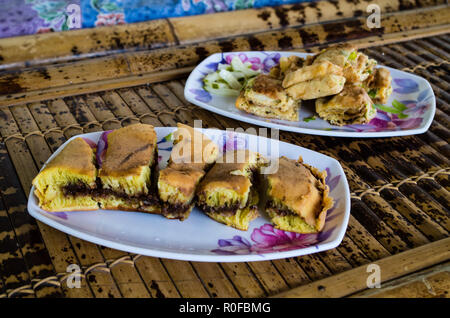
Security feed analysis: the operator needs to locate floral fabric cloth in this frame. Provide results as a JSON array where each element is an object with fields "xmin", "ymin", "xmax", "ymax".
[
  {"xmin": 0, "ymin": 0, "xmax": 310, "ymax": 38},
  {"xmin": 0, "ymin": 0, "xmax": 81, "ymax": 38}
]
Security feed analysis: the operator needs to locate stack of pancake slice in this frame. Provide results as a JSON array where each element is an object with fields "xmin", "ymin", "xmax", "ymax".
[
  {"xmin": 157, "ymin": 123, "xmax": 219, "ymax": 221},
  {"xmin": 33, "ymin": 123, "xmax": 334, "ymax": 234},
  {"xmin": 33, "ymin": 124, "xmax": 161, "ymax": 214},
  {"xmin": 236, "ymin": 44, "xmax": 393, "ymax": 126}
]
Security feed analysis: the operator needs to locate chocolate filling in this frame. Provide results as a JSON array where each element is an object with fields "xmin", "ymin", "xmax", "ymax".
[
  {"xmin": 61, "ymin": 147, "xmax": 160, "ymax": 207},
  {"xmin": 62, "ymin": 182, "xmax": 159, "ymax": 205},
  {"xmin": 199, "ymin": 171, "xmax": 259, "ymax": 217},
  {"xmin": 265, "ymin": 200, "xmax": 297, "ymax": 217},
  {"xmin": 161, "ymin": 202, "xmax": 191, "ymax": 218},
  {"xmin": 200, "ymin": 202, "xmax": 258, "ymax": 217},
  {"xmin": 95, "ymin": 187, "xmax": 159, "ymax": 205},
  {"xmin": 198, "ymin": 202, "xmax": 242, "ymax": 216},
  {"xmin": 62, "ymin": 182, "xmax": 92, "ymax": 197}
]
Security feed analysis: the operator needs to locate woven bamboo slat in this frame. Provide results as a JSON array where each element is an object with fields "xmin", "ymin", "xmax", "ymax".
[
  {"xmin": 0, "ymin": 1, "xmax": 449, "ymax": 298},
  {"xmin": 351, "ymin": 262, "xmax": 450, "ymax": 298},
  {"xmin": 273, "ymin": 237, "xmax": 450, "ymax": 297},
  {"xmin": 0, "ymin": 5, "xmax": 449, "ymax": 107}
]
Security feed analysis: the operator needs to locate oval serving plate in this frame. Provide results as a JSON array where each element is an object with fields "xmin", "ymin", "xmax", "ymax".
[
  {"xmin": 184, "ymin": 51, "xmax": 436, "ymax": 138},
  {"xmin": 27, "ymin": 127, "xmax": 350, "ymax": 262}
]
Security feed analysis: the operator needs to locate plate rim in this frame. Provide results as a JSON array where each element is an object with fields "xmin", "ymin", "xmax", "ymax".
[
  {"xmin": 184, "ymin": 51, "xmax": 436, "ymax": 138},
  {"xmin": 27, "ymin": 128, "xmax": 351, "ymax": 262}
]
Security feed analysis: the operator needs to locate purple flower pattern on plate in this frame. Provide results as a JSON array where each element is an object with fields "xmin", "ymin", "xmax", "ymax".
[
  {"xmin": 393, "ymin": 78, "xmax": 419, "ymax": 94},
  {"xmin": 224, "ymin": 52, "xmax": 281, "ymax": 73},
  {"xmin": 45, "ymin": 211, "xmax": 68, "ymax": 220},
  {"xmin": 189, "ymin": 88, "xmax": 212, "ymax": 103},
  {"xmin": 211, "ymin": 166, "xmax": 341, "ymax": 255},
  {"xmin": 219, "ymin": 131, "xmax": 248, "ymax": 153}
]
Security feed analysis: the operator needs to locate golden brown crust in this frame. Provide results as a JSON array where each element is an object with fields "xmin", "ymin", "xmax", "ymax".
[
  {"xmin": 372, "ymin": 67, "xmax": 392, "ymax": 89},
  {"xmin": 315, "ymin": 84, "xmax": 375, "ymax": 125},
  {"xmin": 38, "ymin": 137, "xmax": 96, "ymax": 178},
  {"xmin": 331, "ymin": 84, "xmax": 372, "ymax": 108},
  {"xmin": 282, "ymin": 61, "xmax": 343, "ymax": 88},
  {"xmin": 159, "ymin": 167, "xmax": 205, "ymax": 197},
  {"xmin": 267, "ymin": 156, "xmax": 333, "ymax": 230},
  {"xmin": 169, "ymin": 123, "xmax": 218, "ymax": 168},
  {"xmin": 285, "ymin": 74, "xmax": 346, "ymax": 100},
  {"xmin": 99, "ymin": 124, "xmax": 157, "ymax": 177},
  {"xmin": 313, "ymin": 43, "xmax": 357, "ymax": 68},
  {"xmin": 300, "ymin": 159, "xmax": 334, "ymax": 232},
  {"xmin": 197, "ymin": 150, "xmax": 263, "ymax": 197},
  {"xmin": 250, "ymin": 74, "xmax": 284, "ymax": 99},
  {"xmin": 198, "ymin": 164, "xmax": 251, "ymax": 197},
  {"xmin": 235, "ymin": 90, "xmax": 299, "ymax": 121},
  {"xmin": 158, "ymin": 124, "xmax": 219, "ymax": 219},
  {"xmin": 269, "ymin": 55, "xmax": 305, "ymax": 79}
]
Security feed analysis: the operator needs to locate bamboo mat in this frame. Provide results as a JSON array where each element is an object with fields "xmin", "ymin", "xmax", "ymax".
[{"xmin": 0, "ymin": 33, "xmax": 449, "ymax": 298}]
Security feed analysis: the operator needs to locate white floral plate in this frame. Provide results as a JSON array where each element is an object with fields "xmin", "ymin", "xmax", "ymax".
[
  {"xmin": 184, "ymin": 51, "xmax": 436, "ymax": 138},
  {"xmin": 27, "ymin": 127, "xmax": 350, "ymax": 262}
]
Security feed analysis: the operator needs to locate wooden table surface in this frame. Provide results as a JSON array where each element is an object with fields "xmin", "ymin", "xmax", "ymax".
[{"xmin": 0, "ymin": 0, "xmax": 448, "ymax": 298}]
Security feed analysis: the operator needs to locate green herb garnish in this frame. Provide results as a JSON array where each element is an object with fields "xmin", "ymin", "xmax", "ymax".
[
  {"xmin": 303, "ymin": 116, "xmax": 316, "ymax": 122},
  {"xmin": 348, "ymin": 51, "xmax": 358, "ymax": 61},
  {"xmin": 374, "ymin": 99, "xmax": 408, "ymax": 119},
  {"xmin": 368, "ymin": 88, "xmax": 378, "ymax": 99}
]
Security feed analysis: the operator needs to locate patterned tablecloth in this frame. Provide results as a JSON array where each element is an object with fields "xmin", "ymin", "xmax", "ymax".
[{"xmin": 0, "ymin": 0, "xmax": 312, "ymax": 38}]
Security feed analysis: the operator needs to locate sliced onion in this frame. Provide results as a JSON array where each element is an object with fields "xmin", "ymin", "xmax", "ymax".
[
  {"xmin": 202, "ymin": 56, "xmax": 261, "ymax": 97},
  {"xmin": 204, "ymin": 84, "xmax": 240, "ymax": 96},
  {"xmin": 219, "ymin": 69, "xmax": 242, "ymax": 90}
]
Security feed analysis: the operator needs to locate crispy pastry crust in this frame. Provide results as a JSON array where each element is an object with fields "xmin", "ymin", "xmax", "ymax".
[
  {"xmin": 282, "ymin": 61, "xmax": 343, "ymax": 88},
  {"xmin": 236, "ymin": 75, "xmax": 299, "ymax": 121},
  {"xmin": 364, "ymin": 67, "xmax": 393, "ymax": 104},
  {"xmin": 315, "ymin": 84, "xmax": 376, "ymax": 126},
  {"xmin": 311, "ymin": 43, "xmax": 357, "ymax": 68},
  {"xmin": 235, "ymin": 91, "xmax": 299, "ymax": 121},
  {"xmin": 285, "ymin": 74, "xmax": 346, "ymax": 100}
]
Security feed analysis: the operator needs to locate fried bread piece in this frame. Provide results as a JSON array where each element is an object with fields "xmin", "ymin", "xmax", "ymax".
[
  {"xmin": 344, "ymin": 51, "xmax": 377, "ymax": 83},
  {"xmin": 236, "ymin": 74, "xmax": 299, "ymax": 121},
  {"xmin": 310, "ymin": 44, "xmax": 376, "ymax": 83},
  {"xmin": 282, "ymin": 61, "xmax": 343, "ymax": 88},
  {"xmin": 285, "ymin": 74, "xmax": 346, "ymax": 100},
  {"xmin": 315, "ymin": 84, "xmax": 376, "ymax": 126},
  {"xmin": 269, "ymin": 55, "xmax": 306, "ymax": 79},
  {"xmin": 364, "ymin": 67, "xmax": 393, "ymax": 104},
  {"xmin": 310, "ymin": 44, "xmax": 357, "ymax": 68}
]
